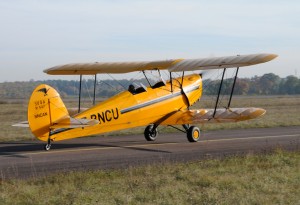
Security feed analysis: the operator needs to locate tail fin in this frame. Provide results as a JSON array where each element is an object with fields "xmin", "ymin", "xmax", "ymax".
[{"xmin": 28, "ymin": 84, "xmax": 69, "ymax": 141}]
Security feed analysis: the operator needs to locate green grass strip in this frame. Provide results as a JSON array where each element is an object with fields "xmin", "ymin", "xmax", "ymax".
[{"xmin": 1, "ymin": 149, "xmax": 299, "ymax": 205}]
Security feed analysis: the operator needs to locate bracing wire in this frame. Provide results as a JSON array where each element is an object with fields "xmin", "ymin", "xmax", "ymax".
[
  {"xmin": 98, "ymin": 80, "xmax": 123, "ymax": 93},
  {"xmin": 217, "ymin": 69, "xmax": 236, "ymax": 108},
  {"xmin": 201, "ymin": 69, "xmax": 223, "ymax": 108},
  {"xmin": 47, "ymin": 98, "xmax": 84, "ymax": 125},
  {"xmin": 83, "ymin": 76, "xmax": 93, "ymax": 104},
  {"xmin": 106, "ymin": 73, "xmax": 127, "ymax": 90}
]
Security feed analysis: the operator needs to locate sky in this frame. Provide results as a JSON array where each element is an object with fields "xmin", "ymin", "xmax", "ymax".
[{"xmin": 0, "ymin": 0, "xmax": 299, "ymax": 82}]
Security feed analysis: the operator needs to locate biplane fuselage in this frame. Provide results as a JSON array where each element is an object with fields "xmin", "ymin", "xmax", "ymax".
[{"xmin": 44, "ymin": 74, "xmax": 202, "ymax": 142}]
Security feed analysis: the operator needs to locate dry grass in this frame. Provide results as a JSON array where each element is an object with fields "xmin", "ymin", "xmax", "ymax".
[
  {"xmin": 1, "ymin": 96, "xmax": 299, "ymax": 142},
  {"xmin": 0, "ymin": 102, "xmax": 34, "ymax": 142},
  {"xmin": 0, "ymin": 150, "xmax": 299, "ymax": 204},
  {"xmin": 1, "ymin": 97, "xmax": 299, "ymax": 204}
]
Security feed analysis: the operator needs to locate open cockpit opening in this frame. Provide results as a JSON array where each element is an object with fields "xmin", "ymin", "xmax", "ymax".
[
  {"xmin": 142, "ymin": 69, "xmax": 166, "ymax": 89},
  {"xmin": 128, "ymin": 83, "xmax": 147, "ymax": 95}
]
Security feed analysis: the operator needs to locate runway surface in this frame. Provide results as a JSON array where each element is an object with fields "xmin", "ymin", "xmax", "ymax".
[{"xmin": 1, "ymin": 126, "xmax": 299, "ymax": 179}]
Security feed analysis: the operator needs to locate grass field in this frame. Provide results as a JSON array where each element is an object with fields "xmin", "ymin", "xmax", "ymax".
[
  {"xmin": 1, "ymin": 96, "xmax": 299, "ymax": 204},
  {"xmin": 0, "ymin": 150, "xmax": 299, "ymax": 205},
  {"xmin": 1, "ymin": 95, "xmax": 299, "ymax": 142}
]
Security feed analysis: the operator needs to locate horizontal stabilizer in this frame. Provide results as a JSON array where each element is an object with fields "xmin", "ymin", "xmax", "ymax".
[
  {"xmin": 50, "ymin": 117, "xmax": 99, "ymax": 129},
  {"xmin": 12, "ymin": 121, "xmax": 29, "ymax": 127},
  {"xmin": 12, "ymin": 117, "xmax": 99, "ymax": 129},
  {"xmin": 160, "ymin": 107, "xmax": 266, "ymax": 125}
]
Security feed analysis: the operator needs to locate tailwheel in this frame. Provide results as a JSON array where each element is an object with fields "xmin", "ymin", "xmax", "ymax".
[
  {"xmin": 144, "ymin": 124, "xmax": 158, "ymax": 141},
  {"xmin": 44, "ymin": 143, "xmax": 51, "ymax": 151},
  {"xmin": 187, "ymin": 126, "xmax": 200, "ymax": 142},
  {"xmin": 44, "ymin": 137, "xmax": 52, "ymax": 151}
]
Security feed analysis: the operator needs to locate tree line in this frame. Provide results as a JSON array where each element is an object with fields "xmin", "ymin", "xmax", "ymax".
[
  {"xmin": 203, "ymin": 73, "xmax": 300, "ymax": 95},
  {"xmin": 0, "ymin": 73, "xmax": 299, "ymax": 99}
]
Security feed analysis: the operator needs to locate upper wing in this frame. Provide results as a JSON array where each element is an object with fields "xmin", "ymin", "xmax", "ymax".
[
  {"xmin": 158, "ymin": 107, "xmax": 266, "ymax": 125},
  {"xmin": 44, "ymin": 53, "xmax": 277, "ymax": 75},
  {"xmin": 168, "ymin": 53, "xmax": 277, "ymax": 72},
  {"xmin": 44, "ymin": 59, "xmax": 179, "ymax": 75}
]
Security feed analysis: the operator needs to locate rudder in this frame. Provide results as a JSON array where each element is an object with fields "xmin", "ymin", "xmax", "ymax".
[{"xmin": 28, "ymin": 84, "xmax": 69, "ymax": 141}]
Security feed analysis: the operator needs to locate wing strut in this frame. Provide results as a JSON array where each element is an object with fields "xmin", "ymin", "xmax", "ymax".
[
  {"xmin": 213, "ymin": 68, "xmax": 226, "ymax": 118},
  {"xmin": 227, "ymin": 67, "xmax": 239, "ymax": 108},
  {"xmin": 169, "ymin": 72, "xmax": 173, "ymax": 92},
  {"xmin": 179, "ymin": 71, "xmax": 191, "ymax": 108},
  {"xmin": 78, "ymin": 75, "xmax": 82, "ymax": 113},
  {"xmin": 93, "ymin": 74, "xmax": 97, "ymax": 105}
]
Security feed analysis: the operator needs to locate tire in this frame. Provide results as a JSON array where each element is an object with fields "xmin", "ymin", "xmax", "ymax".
[
  {"xmin": 187, "ymin": 126, "xmax": 200, "ymax": 142},
  {"xmin": 144, "ymin": 125, "xmax": 158, "ymax": 141},
  {"xmin": 44, "ymin": 144, "xmax": 51, "ymax": 151}
]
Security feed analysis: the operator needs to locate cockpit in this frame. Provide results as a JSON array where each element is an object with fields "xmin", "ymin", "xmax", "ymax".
[
  {"xmin": 128, "ymin": 70, "xmax": 167, "ymax": 95},
  {"xmin": 128, "ymin": 83, "xmax": 147, "ymax": 95}
]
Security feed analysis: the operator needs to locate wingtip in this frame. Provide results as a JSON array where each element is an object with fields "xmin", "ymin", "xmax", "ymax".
[
  {"xmin": 251, "ymin": 108, "xmax": 266, "ymax": 119},
  {"xmin": 263, "ymin": 53, "xmax": 278, "ymax": 62}
]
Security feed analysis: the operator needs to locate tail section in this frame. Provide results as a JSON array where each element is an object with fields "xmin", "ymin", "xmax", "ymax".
[{"xmin": 28, "ymin": 84, "xmax": 69, "ymax": 141}]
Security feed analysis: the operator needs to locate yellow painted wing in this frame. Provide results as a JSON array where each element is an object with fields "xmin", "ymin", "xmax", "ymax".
[
  {"xmin": 44, "ymin": 53, "xmax": 277, "ymax": 75},
  {"xmin": 159, "ymin": 107, "xmax": 266, "ymax": 125}
]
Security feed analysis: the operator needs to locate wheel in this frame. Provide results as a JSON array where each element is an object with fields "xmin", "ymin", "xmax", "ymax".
[
  {"xmin": 187, "ymin": 126, "xmax": 200, "ymax": 142},
  {"xmin": 44, "ymin": 144, "xmax": 51, "ymax": 151},
  {"xmin": 144, "ymin": 125, "xmax": 158, "ymax": 141}
]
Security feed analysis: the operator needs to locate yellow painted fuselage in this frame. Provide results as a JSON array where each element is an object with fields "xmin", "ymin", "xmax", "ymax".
[{"xmin": 50, "ymin": 74, "xmax": 202, "ymax": 141}]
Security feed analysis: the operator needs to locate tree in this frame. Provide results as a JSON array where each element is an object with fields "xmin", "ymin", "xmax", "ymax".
[
  {"xmin": 282, "ymin": 75, "xmax": 299, "ymax": 94},
  {"xmin": 258, "ymin": 73, "xmax": 281, "ymax": 94},
  {"xmin": 234, "ymin": 79, "xmax": 250, "ymax": 95}
]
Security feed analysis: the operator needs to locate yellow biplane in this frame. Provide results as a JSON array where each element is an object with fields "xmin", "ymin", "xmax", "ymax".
[{"xmin": 14, "ymin": 53, "xmax": 277, "ymax": 150}]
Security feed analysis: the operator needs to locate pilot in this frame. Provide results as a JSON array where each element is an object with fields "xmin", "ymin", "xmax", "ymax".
[{"xmin": 128, "ymin": 84, "xmax": 136, "ymax": 94}]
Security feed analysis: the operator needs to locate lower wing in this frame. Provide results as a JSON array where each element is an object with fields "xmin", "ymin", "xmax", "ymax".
[{"xmin": 159, "ymin": 107, "xmax": 266, "ymax": 125}]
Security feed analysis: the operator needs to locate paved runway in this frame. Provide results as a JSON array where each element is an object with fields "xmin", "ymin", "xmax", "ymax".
[{"xmin": 0, "ymin": 126, "xmax": 299, "ymax": 179}]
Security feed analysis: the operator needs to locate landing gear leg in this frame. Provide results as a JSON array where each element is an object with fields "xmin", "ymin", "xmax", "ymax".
[
  {"xmin": 182, "ymin": 124, "xmax": 190, "ymax": 132},
  {"xmin": 144, "ymin": 124, "xmax": 158, "ymax": 141}
]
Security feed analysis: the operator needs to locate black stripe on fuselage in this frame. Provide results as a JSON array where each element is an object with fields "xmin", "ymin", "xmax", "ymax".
[{"xmin": 120, "ymin": 85, "xmax": 199, "ymax": 114}]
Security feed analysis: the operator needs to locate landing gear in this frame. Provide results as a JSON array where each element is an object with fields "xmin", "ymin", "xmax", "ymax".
[
  {"xmin": 167, "ymin": 124, "xmax": 201, "ymax": 142},
  {"xmin": 44, "ymin": 137, "xmax": 52, "ymax": 151},
  {"xmin": 44, "ymin": 143, "xmax": 51, "ymax": 151},
  {"xmin": 144, "ymin": 124, "xmax": 158, "ymax": 141},
  {"xmin": 187, "ymin": 126, "xmax": 200, "ymax": 142}
]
